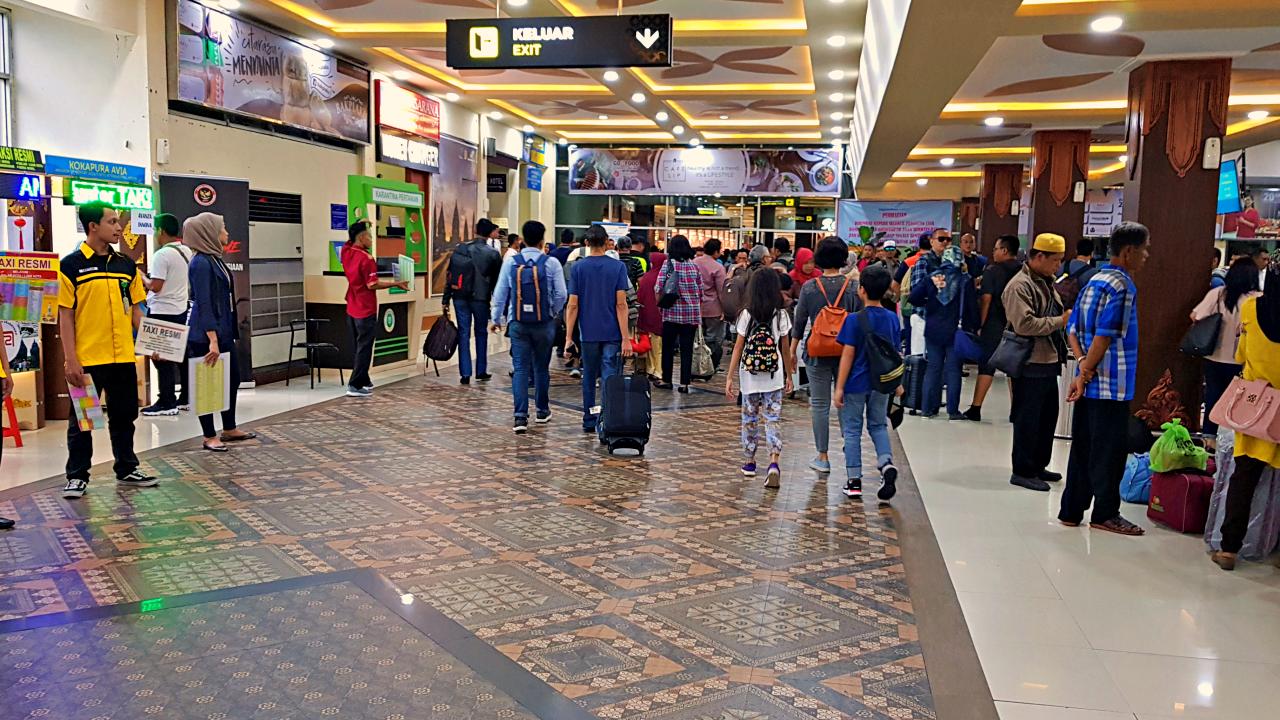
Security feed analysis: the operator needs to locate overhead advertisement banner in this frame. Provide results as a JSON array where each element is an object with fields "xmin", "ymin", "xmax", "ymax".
[
  {"xmin": 445, "ymin": 15, "xmax": 671, "ymax": 70},
  {"xmin": 376, "ymin": 80, "xmax": 440, "ymax": 140},
  {"xmin": 569, "ymin": 148, "xmax": 842, "ymax": 197},
  {"xmin": 836, "ymin": 200, "xmax": 954, "ymax": 246},
  {"xmin": 173, "ymin": 0, "xmax": 370, "ymax": 143}
]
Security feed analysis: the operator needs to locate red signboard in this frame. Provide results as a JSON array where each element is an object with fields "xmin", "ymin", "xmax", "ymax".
[{"xmin": 376, "ymin": 81, "xmax": 441, "ymax": 141}]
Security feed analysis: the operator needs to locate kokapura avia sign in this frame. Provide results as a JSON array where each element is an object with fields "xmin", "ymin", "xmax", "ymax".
[{"xmin": 445, "ymin": 15, "xmax": 671, "ymax": 70}]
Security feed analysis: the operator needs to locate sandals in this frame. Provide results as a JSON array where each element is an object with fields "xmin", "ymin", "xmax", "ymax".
[
  {"xmin": 1211, "ymin": 551, "xmax": 1237, "ymax": 571},
  {"xmin": 220, "ymin": 431, "xmax": 257, "ymax": 442},
  {"xmin": 202, "ymin": 441, "xmax": 229, "ymax": 453},
  {"xmin": 1090, "ymin": 517, "xmax": 1145, "ymax": 536}
]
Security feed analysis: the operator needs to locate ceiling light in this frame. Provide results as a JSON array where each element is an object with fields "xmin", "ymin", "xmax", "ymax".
[
  {"xmin": 828, "ymin": 69, "xmax": 845, "ymax": 81},
  {"xmin": 313, "ymin": 38, "xmax": 335, "ymax": 49},
  {"xmin": 829, "ymin": 92, "xmax": 844, "ymax": 103},
  {"xmin": 719, "ymin": 115, "xmax": 729, "ymax": 120},
  {"xmin": 831, "ymin": 126, "xmax": 843, "ymax": 134},
  {"xmin": 558, "ymin": 138, "xmax": 567, "ymax": 145},
  {"xmin": 506, "ymin": 0, "xmax": 529, "ymax": 5},
  {"xmin": 1248, "ymin": 109, "xmax": 1271, "ymax": 120},
  {"xmin": 1119, "ymin": 154, "xmax": 1128, "ymax": 163},
  {"xmin": 597, "ymin": 114, "xmax": 609, "ymax": 121},
  {"xmin": 984, "ymin": 116, "xmax": 1004, "ymax": 127},
  {"xmin": 217, "ymin": 0, "xmax": 241, "ymax": 9},
  {"xmin": 655, "ymin": 111, "xmax": 669, "ymax": 122},
  {"xmin": 522, "ymin": 124, "xmax": 534, "ymax": 132},
  {"xmin": 1197, "ymin": 683, "xmax": 1214, "ymax": 698},
  {"xmin": 631, "ymin": 92, "xmax": 646, "ymax": 103},
  {"xmin": 672, "ymin": 125, "xmax": 685, "ymax": 135},
  {"xmin": 690, "ymin": 138, "xmax": 701, "ymax": 147},
  {"xmin": 603, "ymin": 70, "xmax": 620, "ymax": 82},
  {"xmin": 1090, "ymin": 15, "xmax": 1123, "ymax": 33},
  {"xmin": 916, "ymin": 178, "xmax": 929, "ymax": 186},
  {"xmin": 939, "ymin": 157, "xmax": 955, "ymax": 167},
  {"xmin": 392, "ymin": 70, "xmax": 411, "ymax": 81},
  {"xmin": 489, "ymin": 111, "xmax": 503, "ymax": 120},
  {"xmin": 830, "ymin": 111, "xmax": 844, "ymax": 121},
  {"xmin": 827, "ymin": 35, "xmax": 846, "ymax": 48},
  {"xmin": 445, "ymin": 92, "xmax": 460, "ymax": 102}
]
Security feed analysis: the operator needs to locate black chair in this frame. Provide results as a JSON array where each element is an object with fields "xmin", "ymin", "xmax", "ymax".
[{"xmin": 287, "ymin": 318, "xmax": 345, "ymax": 389}]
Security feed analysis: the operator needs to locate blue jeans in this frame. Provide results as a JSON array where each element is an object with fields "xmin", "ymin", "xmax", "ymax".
[
  {"xmin": 839, "ymin": 391, "xmax": 894, "ymax": 479},
  {"xmin": 510, "ymin": 321, "xmax": 554, "ymax": 420},
  {"xmin": 923, "ymin": 338, "xmax": 963, "ymax": 417},
  {"xmin": 453, "ymin": 298, "xmax": 490, "ymax": 378},
  {"xmin": 806, "ymin": 361, "xmax": 837, "ymax": 454},
  {"xmin": 580, "ymin": 340, "xmax": 622, "ymax": 429}
]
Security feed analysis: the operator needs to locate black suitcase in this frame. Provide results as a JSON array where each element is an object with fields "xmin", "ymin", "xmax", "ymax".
[
  {"xmin": 597, "ymin": 374, "xmax": 652, "ymax": 455},
  {"xmin": 901, "ymin": 354, "xmax": 927, "ymax": 414}
]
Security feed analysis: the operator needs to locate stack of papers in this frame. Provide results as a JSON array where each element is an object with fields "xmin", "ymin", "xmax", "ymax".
[
  {"xmin": 394, "ymin": 254, "xmax": 415, "ymax": 291},
  {"xmin": 68, "ymin": 379, "xmax": 106, "ymax": 432}
]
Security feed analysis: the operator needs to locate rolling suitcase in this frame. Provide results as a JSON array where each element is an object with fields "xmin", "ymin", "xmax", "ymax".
[
  {"xmin": 1148, "ymin": 471, "xmax": 1215, "ymax": 534},
  {"xmin": 598, "ymin": 374, "xmax": 652, "ymax": 455},
  {"xmin": 901, "ymin": 355, "xmax": 927, "ymax": 414}
]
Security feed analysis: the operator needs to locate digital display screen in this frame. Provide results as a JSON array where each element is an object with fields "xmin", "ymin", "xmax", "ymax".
[{"xmin": 1218, "ymin": 159, "xmax": 1242, "ymax": 215}]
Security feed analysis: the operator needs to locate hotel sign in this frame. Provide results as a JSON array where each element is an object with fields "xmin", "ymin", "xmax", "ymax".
[{"xmin": 445, "ymin": 15, "xmax": 671, "ymax": 70}]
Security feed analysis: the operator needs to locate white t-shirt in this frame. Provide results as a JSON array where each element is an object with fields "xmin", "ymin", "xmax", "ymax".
[
  {"xmin": 147, "ymin": 242, "xmax": 193, "ymax": 316},
  {"xmin": 503, "ymin": 247, "xmax": 518, "ymax": 263},
  {"xmin": 735, "ymin": 309, "xmax": 792, "ymax": 395}
]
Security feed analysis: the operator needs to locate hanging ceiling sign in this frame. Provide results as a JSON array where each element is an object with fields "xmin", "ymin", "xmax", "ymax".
[
  {"xmin": 66, "ymin": 180, "xmax": 155, "ymax": 211},
  {"xmin": 445, "ymin": 15, "xmax": 671, "ymax": 70}
]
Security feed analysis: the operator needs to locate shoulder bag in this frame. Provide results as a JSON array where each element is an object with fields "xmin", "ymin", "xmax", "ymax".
[
  {"xmin": 1209, "ymin": 377, "xmax": 1280, "ymax": 444},
  {"xmin": 1180, "ymin": 295, "xmax": 1223, "ymax": 357}
]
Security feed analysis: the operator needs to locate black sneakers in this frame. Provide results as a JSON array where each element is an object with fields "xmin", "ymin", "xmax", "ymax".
[
  {"xmin": 878, "ymin": 464, "xmax": 899, "ymax": 501},
  {"xmin": 0, "ymin": 516, "xmax": 14, "ymax": 530},
  {"xmin": 1011, "ymin": 474, "xmax": 1051, "ymax": 492},
  {"xmin": 140, "ymin": 403, "xmax": 179, "ymax": 417},
  {"xmin": 117, "ymin": 471, "xmax": 159, "ymax": 489},
  {"xmin": 536, "ymin": 410, "xmax": 552, "ymax": 424},
  {"xmin": 476, "ymin": 373, "xmax": 493, "ymax": 382},
  {"xmin": 843, "ymin": 478, "xmax": 863, "ymax": 498},
  {"xmin": 513, "ymin": 417, "xmax": 529, "ymax": 435},
  {"xmin": 61, "ymin": 478, "xmax": 89, "ymax": 499},
  {"xmin": 1038, "ymin": 470, "xmax": 1063, "ymax": 483}
]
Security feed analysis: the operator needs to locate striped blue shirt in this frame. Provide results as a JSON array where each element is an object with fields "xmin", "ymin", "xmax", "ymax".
[{"xmin": 1067, "ymin": 264, "xmax": 1139, "ymax": 401}]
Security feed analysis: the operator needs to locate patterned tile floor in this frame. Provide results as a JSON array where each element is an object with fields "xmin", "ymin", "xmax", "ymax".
[{"xmin": 0, "ymin": 367, "xmax": 984, "ymax": 719}]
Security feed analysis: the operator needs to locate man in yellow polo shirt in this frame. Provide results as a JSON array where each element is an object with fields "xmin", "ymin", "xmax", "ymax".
[{"xmin": 58, "ymin": 202, "xmax": 158, "ymax": 499}]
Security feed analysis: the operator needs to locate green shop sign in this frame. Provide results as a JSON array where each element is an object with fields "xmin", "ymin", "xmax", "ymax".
[
  {"xmin": 0, "ymin": 145, "xmax": 43, "ymax": 173},
  {"xmin": 67, "ymin": 179, "xmax": 155, "ymax": 211}
]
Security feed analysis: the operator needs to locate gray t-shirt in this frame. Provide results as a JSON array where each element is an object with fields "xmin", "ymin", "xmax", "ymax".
[{"xmin": 791, "ymin": 274, "xmax": 863, "ymax": 366}]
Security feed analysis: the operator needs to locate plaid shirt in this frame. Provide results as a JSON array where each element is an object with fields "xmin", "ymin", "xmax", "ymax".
[
  {"xmin": 1067, "ymin": 264, "xmax": 1139, "ymax": 401},
  {"xmin": 657, "ymin": 259, "xmax": 703, "ymax": 325}
]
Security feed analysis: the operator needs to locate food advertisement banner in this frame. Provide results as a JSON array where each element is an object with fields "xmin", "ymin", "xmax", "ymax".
[
  {"xmin": 568, "ymin": 148, "xmax": 841, "ymax": 197},
  {"xmin": 173, "ymin": 0, "xmax": 370, "ymax": 143},
  {"xmin": 836, "ymin": 201, "xmax": 954, "ymax": 246}
]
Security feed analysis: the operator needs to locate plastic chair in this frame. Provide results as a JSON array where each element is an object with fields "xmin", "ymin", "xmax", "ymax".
[
  {"xmin": 287, "ymin": 319, "xmax": 345, "ymax": 389},
  {"xmin": 2, "ymin": 396, "xmax": 21, "ymax": 448}
]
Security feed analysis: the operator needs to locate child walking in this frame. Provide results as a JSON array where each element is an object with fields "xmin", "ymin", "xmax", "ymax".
[
  {"xmin": 834, "ymin": 266, "xmax": 902, "ymax": 500},
  {"xmin": 726, "ymin": 269, "xmax": 794, "ymax": 488}
]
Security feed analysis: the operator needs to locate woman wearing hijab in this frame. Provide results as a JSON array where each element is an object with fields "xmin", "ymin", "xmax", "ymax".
[
  {"xmin": 787, "ymin": 247, "xmax": 822, "ymax": 300},
  {"xmin": 185, "ymin": 213, "xmax": 255, "ymax": 452},
  {"xmin": 907, "ymin": 245, "xmax": 978, "ymax": 419},
  {"xmin": 636, "ymin": 252, "xmax": 668, "ymax": 381},
  {"xmin": 1212, "ymin": 267, "xmax": 1280, "ymax": 570}
]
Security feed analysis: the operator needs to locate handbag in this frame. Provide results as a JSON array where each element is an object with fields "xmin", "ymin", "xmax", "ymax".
[
  {"xmin": 1209, "ymin": 377, "xmax": 1280, "ymax": 443},
  {"xmin": 1179, "ymin": 313, "xmax": 1222, "ymax": 357},
  {"xmin": 987, "ymin": 330, "xmax": 1034, "ymax": 377},
  {"xmin": 630, "ymin": 331, "xmax": 652, "ymax": 355},
  {"xmin": 692, "ymin": 325, "xmax": 715, "ymax": 378},
  {"xmin": 657, "ymin": 264, "xmax": 680, "ymax": 309},
  {"xmin": 950, "ymin": 282, "xmax": 983, "ymax": 363}
]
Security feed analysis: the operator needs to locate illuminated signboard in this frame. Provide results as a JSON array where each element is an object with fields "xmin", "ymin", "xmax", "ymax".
[
  {"xmin": 523, "ymin": 135, "xmax": 547, "ymax": 167},
  {"xmin": 67, "ymin": 180, "xmax": 155, "ymax": 211},
  {"xmin": 446, "ymin": 15, "xmax": 671, "ymax": 70},
  {"xmin": 0, "ymin": 146, "xmax": 43, "ymax": 173},
  {"xmin": 0, "ymin": 174, "xmax": 43, "ymax": 200},
  {"xmin": 376, "ymin": 81, "xmax": 440, "ymax": 141},
  {"xmin": 380, "ymin": 133, "xmax": 440, "ymax": 174}
]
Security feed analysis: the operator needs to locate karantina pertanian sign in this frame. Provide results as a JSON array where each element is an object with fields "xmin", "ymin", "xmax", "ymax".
[{"xmin": 446, "ymin": 15, "xmax": 671, "ymax": 70}]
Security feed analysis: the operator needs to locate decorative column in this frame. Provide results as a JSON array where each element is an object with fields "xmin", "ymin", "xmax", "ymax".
[
  {"xmin": 977, "ymin": 163, "xmax": 1023, "ymax": 257},
  {"xmin": 1028, "ymin": 130, "xmax": 1090, "ymax": 258},
  {"xmin": 1123, "ymin": 58, "xmax": 1231, "ymax": 424}
]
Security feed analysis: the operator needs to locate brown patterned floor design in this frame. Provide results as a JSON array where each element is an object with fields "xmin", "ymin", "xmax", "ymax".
[{"xmin": 0, "ymin": 367, "xmax": 959, "ymax": 719}]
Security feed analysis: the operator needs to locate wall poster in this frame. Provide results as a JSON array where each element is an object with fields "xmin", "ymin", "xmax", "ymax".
[
  {"xmin": 836, "ymin": 201, "xmax": 954, "ymax": 247},
  {"xmin": 568, "ymin": 147, "xmax": 841, "ymax": 196},
  {"xmin": 429, "ymin": 135, "xmax": 480, "ymax": 297},
  {"xmin": 172, "ymin": 0, "xmax": 370, "ymax": 143}
]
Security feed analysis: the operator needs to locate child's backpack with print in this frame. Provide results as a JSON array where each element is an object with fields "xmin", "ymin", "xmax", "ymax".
[{"xmin": 742, "ymin": 316, "xmax": 780, "ymax": 376}]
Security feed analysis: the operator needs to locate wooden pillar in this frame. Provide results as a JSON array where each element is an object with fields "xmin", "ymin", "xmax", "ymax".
[
  {"xmin": 1028, "ymin": 130, "xmax": 1090, "ymax": 258},
  {"xmin": 1123, "ymin": 58, "xmax": 1231, "ymax": 424},
  {"xmin": 977, "ymin": 163, "xmax": 1023, "ymax": 257},
  {"xmin": 958, "ymin": 196, "xmax": 979, "ymax": 237}
]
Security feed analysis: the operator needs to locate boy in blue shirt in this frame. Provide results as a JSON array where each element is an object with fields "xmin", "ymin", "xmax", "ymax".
[{"xmin": 834, "ymin": 265, "xmax": 901, "ymax": 501}]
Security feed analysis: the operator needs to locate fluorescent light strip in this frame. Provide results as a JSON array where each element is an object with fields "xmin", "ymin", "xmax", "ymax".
[
  {"xmin": 550, "ymin": 0, "xmax": 806, "ymax": 34},
  {"xmin": 703, "ymin": 131, "xmax": 824, "ymax": 140},
  {"xmin": 893, "ymin": 170, "xmax": 983, "ymax": 178},
  {"xmin": 946, "ymin": 96, "xmax": 1280, "ymax": 115},
  {"xmin": 373, "ymin": 48, "xmax": 609, "ymax": 93},
  {"xmin": 1227, "ymin": 116, "xmax": 1280, "ymax": 135},
  {"xmin": 632, "ymin": 69, "xmax": 813, "ymax": 95},
  {"xmin": 557, "ymin": 131, "xmax": 678, "ymax": 140},
  {"xmin": 488, "ymin": 99, "xmax": 656, "ymax": 127},
  {"xmin": 909, "ymin": 145, "xmax": 1128, "ymax": 156},
  {"xmin": 1089, "ymin": 160, "xmax": 1127, "ymax": 178}
]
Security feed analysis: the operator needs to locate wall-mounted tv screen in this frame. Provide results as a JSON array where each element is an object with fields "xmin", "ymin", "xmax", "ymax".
[{"xmin": 1218, "ymin": 158, "xmax": 1242, "ymax": 215}]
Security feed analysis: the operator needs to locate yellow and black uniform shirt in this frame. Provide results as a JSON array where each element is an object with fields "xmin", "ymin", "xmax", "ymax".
[{"xmin": 58, "ymin": 243, "xmax": 147, "ymax": 367}]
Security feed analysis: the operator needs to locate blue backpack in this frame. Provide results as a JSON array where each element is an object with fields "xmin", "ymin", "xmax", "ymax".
[{"xmin": 512, "ymin": 254, "xmax": 553, "ymax": 323}]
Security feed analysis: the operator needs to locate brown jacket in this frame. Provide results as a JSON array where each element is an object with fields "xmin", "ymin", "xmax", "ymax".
[{"xmin": 1001, "ymin": 264, "xmax": 1067, "ymax": 365}]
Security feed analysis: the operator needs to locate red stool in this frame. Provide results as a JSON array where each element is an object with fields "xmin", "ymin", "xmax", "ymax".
[{"xmin": 2, "ymin": 396, "xmax": 21, "ymax": 448}]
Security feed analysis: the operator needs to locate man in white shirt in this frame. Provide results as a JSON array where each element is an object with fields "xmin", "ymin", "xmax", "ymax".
[{"xmin": 141, "ymin": 214, "xmax": 193, "ymax": 416}]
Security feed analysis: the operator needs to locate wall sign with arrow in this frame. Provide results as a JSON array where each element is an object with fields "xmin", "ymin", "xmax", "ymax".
[{"xmin": 446, "ymin": 15, "xmax": 672, "ymax": 70}]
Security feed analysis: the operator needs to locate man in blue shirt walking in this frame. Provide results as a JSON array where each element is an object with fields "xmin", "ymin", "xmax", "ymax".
[
  {"xmin": 563, "ymin": 225, "xmax": 634, "ymax": 433},
  {"xmin": 1061, "ymin": 222, "xmax": 1151, "ymax": 536},
  {"xmin": 490, "ymin": 221, "xmax": 566, "ymax": 434}
]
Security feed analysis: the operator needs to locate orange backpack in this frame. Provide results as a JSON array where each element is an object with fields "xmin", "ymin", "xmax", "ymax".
[{"xmin": 806, "ymin": 277, "xmax": 851, "ymax": 358}]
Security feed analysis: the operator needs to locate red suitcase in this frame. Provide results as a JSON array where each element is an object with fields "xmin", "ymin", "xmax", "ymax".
[{"xmin": 1147, "ymin": 472, "xmax": 1215, "ymax": 534}]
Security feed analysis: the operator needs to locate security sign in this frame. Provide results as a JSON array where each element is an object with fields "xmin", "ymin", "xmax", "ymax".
[{"xmin": 446, "ymin": 15, "xmax": 671, "ymax": 70}]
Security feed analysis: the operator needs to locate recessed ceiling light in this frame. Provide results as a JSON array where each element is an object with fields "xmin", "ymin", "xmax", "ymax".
[
  {"xmin": 830, "ymin": 111, "xmax": 844, "ymax": 121},
  {"xmin": 1248, "ymin": 109, "xmax": 1271, "ymax": 120},
  {"xmin": 488, "ymin": 111, "xmax": 502, "ymax": 120},
  {"xmin": 655, "ymin": 111, "xmax": 669, "ymax": 122},
  {"xmin": 507, "ymin": 0, "xmax": 529, "ymax": 5},
  {"xmin": 916, "ymin": 178, "xmax": 929, "ymax": 186},
  {"xmin": 984, "ymin": 116, "xmax": 1004, "ymax": 127},
  {"xmin": 827, "ymin": 35, "xmax": 846, "ymax": 48},
  {"xmin": 313, "ymin": 38, "xmax": 335, "ymax": 49},
  {"xmin": 631, "ymin": 92, "xmax": 646, "ymax": 103},
  {"xmin": 445, "ymin": 92, "xmax": 460, "ymax": 102},
  {"xmin": 939, "ymin": 157, "xmax": 955, "ymax": 167},
  {"xmin": 1119, "ymin": 154, "xmax": 1129, "ymax": 163},
  {"xmin": 558, "ymin": 137, "xmax": 567, "ymax": 145},
  {"xmin": 830, "ymin": 126, "xmax": 843, "ymax": 134},
  {"xmin": 690, "ymin": 138, "xmax": 701, "ymax": 147},
  {"xmin": 829, "ymin": 92, "xmax": 844, "ymax": 103},
  {"xmin": 597, "ymin": 114, "xmax": 609, "ymax": 121},
  {"xmin": 719, "ymin": 115, "xmax": 729, "ymax": 120},
  {"xmin": 1090, "ymin": 15, "xmax": 1123, "ymax": 33},
  {"xmin": 392, "ymin": 70, "xmax": 411, "ymax": 81},
  {"xmin": 522, "ymin": 124, "xmax": 534, "ymax": 132},
  {"xmin": 828, "ymin": 69, "xmax": 845, "ymax": 81},
  {"xmin": 217, "ymin": 0, "xmax": 241, "ymax": 9},
  {"xmin": 672, "ymin": 125, "xmax": 685, "ymax": 135},
  {"xmin": 603, "ymin": 70, "xmax": 620, "ymax": 82}
]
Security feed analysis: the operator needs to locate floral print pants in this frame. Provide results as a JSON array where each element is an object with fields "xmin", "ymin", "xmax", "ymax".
[{"xmin": 741, "ymin": 389, "xmax": 784, "ymax": 460}]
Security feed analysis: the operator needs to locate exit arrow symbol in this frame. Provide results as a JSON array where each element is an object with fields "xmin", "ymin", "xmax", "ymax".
[{"xmin": 635, "ymin": 28, "xmax": 660, "ymax": 49}]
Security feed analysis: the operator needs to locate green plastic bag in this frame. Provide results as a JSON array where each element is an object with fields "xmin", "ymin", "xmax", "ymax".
[{"xmin": 1148, "ymin": 419, "xmax": 1208, "ymax": 473}]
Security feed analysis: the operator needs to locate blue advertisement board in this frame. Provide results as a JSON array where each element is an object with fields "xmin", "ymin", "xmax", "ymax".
[
  {"xmin": 526, "ymin": 166, "xmax": 543, "ymax": 192},
  {"xmin": 836, "ymin": 200, "xmax": 954, "ymax": 246}
]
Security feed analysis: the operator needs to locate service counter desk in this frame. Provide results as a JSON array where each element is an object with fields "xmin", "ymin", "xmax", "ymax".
[{"xmin": 304, "ymin": 272, "xmax": 428, "ymax": 370}]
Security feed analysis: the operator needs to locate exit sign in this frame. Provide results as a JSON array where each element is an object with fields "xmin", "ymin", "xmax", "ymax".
[{"xmin": 67, "ymin": 179, "xmax": 155, "ymax": 211}]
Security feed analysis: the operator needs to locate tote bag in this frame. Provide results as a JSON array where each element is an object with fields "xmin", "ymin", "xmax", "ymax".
[{"xmin": 1209, "ymin": 377, "xmax": 1280, "ymax": 443}]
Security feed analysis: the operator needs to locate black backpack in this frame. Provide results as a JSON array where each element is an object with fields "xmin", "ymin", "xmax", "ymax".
[
  {"xmin": 447, "ymin": 243, "xmax": 479, "ymax": 300},
  {"xmin": 423, "ymin": 313, "xmax": 459, "ymax": 361},
  {"xmin": 856, "ymin": 310, "xmax": 904, "ymax": 393}
]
